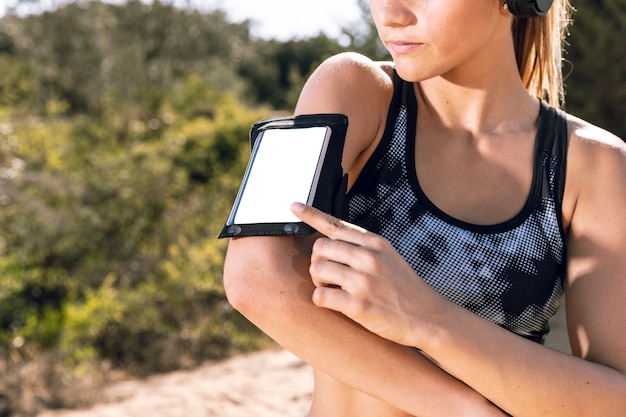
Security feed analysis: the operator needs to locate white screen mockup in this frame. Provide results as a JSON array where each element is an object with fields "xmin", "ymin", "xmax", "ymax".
[{"xmin": 231, "ymin": 126, "xmax": 331, "ymax": 224}]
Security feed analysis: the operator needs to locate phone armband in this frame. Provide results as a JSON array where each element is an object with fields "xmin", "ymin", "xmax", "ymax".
[{"xmin": 218, "ymin": 113, "xmax": 348, "ymax": 238}]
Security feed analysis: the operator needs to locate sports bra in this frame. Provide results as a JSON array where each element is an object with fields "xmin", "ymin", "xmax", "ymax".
[{"xmin": 346, "ymin": 71, "xmax": 569, "ymax": 343}]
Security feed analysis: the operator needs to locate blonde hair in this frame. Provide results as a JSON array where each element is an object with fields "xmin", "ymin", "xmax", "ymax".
[{"xmin": 512, "ymin": 0, "xmax": 573, "ymax": 108}]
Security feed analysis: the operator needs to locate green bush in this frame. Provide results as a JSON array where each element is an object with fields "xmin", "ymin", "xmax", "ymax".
[{"xmin": 0, "ymin": 73, "xmax": 271, "ymax": 379}]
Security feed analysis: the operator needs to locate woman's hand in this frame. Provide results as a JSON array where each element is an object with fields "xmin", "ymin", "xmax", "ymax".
[{"xmin": 291, "ymin": 202, "xmax": 447, "ymax": 348}]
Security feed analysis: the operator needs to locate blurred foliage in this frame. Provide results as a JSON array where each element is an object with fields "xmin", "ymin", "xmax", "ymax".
[
  {"xmin": 0, "ymin": 0, "xmax": 623, "ymax": 415},
  {"xmin": 238, "ymin": 36, "xmax": 347, "ymax": 109},
  {"xmin": 0, "ymin": 66, "xmax": 271, "ymax": 364},
  {"xmin": 564, "ymin": 0, "xmax": 626, "ymax": 138}
]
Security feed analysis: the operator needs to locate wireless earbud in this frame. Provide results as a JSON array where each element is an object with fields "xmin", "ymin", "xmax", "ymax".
[{"xmin": 507, "ymin": 0, "xmax": 554, "ymax": 17}]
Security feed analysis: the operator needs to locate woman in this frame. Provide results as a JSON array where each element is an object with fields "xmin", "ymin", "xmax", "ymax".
[{"xmin": 223, "ymin": 0, "xmax": 626, "ymax": 415}]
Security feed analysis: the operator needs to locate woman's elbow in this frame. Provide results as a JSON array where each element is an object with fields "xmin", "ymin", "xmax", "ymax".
[
  {"xmin": 222, "ymin": 235, "xmax": 315, "ymax": 319},
  {"xmin": 222, "ymin": 249, "xmax": 253, "ymax": 315},
  {"xmin": 221, "ymin": 237, "xmax": 289, "ymax": 316}
]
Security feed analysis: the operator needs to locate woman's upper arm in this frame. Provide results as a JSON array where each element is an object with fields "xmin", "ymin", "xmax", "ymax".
[
  {"xmin": 223, "ymin": 52, "xmax": 393, "ymax": 348},
  {"xmin": 294, "ymin": 52, "xmax": 394, "ymax": 181},
  {"xmin": 564, "ymin": 119, "xmax": 626, "ymax": 373}
]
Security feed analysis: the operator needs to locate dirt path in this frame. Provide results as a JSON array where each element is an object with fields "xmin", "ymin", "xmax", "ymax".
[
  {"xmin": 38, "ymin": 348, "xmax": 313, "ymax": 417},
  {"xmin": 37, "ymin": 306, "xmax": 569, "ymax": 417}
]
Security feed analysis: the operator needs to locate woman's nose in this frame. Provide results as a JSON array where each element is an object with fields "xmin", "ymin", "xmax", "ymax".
[{"xmin": 372, "ymin": 0, "xmax": 415, "ymax": 27}]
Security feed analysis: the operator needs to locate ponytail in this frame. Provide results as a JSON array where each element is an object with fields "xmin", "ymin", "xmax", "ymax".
[{"xmin": 512, "ymin": 0, "xmax": 573, "ymax": 108}]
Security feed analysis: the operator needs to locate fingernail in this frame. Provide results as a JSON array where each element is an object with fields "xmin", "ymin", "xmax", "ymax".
[{"xmin": 290, "ymin": 202, "xmax": 306, "ymax": 212}]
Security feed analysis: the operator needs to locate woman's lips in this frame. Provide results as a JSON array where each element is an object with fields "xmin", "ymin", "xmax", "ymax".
[{"xmin": 386, "ymin": 40, "xmax": 424, "ymax": 55}]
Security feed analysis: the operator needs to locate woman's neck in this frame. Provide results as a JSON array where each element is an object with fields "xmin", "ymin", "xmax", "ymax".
[
  {"xmin": 412, "ymin": 15, "xmax": 540, "ymax": 137},
  {"xmin": 415, "ymin": 77, "xmax": 539, "ymax": 138}
]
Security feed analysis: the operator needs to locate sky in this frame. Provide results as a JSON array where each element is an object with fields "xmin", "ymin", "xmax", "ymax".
[
  {"xmin": 214, "ymin": 0, "xmax": 364, "ymax": 41},
  {"xmin": 0, "ymin": 0, "xmax": 365, "ymax": 42}
]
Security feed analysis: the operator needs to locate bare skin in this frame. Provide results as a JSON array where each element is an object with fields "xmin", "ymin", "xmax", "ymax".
[{"xmin": 224, "ymin": 0, "xmax": 626, "ymax": 415}]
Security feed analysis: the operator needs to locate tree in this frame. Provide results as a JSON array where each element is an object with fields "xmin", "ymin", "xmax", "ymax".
[
  {"xmin": 237, "ymin": 35, "xmax": 347, "ymax": 110},
  {"xmin": 341, "ymin": 0, "xmax": 391, "ymax": 61},
  {"xmin": 563, "ymin": 0, "xmax": 626, "ymax": 138},
  {"xmin": 1, "ymin": 0, "xmax": 252, "ymax": 116}
]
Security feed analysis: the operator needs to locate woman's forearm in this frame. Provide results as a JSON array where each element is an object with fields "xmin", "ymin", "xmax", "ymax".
[
  {"xmin": 419, "ymin": 300, "xmax": 626, "ymax": 417},
  {"xmin": 224, "ymin": 236, "xmax": 506, "ymax": 416}
]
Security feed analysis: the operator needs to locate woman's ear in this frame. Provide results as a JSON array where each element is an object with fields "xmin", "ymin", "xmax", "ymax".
[{"xmin": 501, "ymin": 1, "xmax": 511, "ymax": 16}]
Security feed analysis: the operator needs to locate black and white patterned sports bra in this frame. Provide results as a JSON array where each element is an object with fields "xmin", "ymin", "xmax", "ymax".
[{"xmin": 346, "ymin": 71, "xmax": 569, "ymax": 343}]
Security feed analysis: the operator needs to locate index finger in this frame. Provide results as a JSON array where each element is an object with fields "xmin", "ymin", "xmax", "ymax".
[{"xmin": 290, "ymin": 202, "xmax": 368, "ymax": 242}]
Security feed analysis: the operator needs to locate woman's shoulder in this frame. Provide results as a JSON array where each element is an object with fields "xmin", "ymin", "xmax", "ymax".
[
  {"xmin": 563, "ymin": 113, "xmax": 626, "ymax": 226},
  {"xmin": 295, "ymin": 52, "xmax": 397, "ymax": 173},
  {"xmin": 566, "ymin": 114, "xmax": 624, "ymax": 151},
  {"xmin": 295, "ymin": 52, "xmax": 394, "ymax": 115},
  {"xmin": 565, "ymin": 114, "xmax": 625, "ymax": 171}
]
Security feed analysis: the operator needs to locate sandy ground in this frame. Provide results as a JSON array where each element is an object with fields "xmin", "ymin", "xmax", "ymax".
[
  {"xmin": 38, "ymin": 348, "xmax": 314, "ymax": 417},
  {"xmin": 38, "ymin": 306, "xmax": 570, "ymax": 417}
]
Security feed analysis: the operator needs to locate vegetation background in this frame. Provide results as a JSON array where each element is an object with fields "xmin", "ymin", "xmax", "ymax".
[{"xmin": 0, "ymin": 0, "xmax": 624, "ymax": 415}]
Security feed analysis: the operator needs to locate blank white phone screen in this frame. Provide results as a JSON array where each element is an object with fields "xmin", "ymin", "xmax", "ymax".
[{"xmin": 233, "ymin": 126, "xmax": 330, "ymax": 224}]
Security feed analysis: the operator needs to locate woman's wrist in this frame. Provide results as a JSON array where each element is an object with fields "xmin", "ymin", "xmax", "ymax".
[{"xmin": 405, "ymin": 293, "xmax": 460, "ymax": 353}]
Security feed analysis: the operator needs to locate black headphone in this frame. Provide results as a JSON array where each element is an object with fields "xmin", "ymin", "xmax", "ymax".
[{"xmin": 507, "ymin": 0, "xmax": 554, "ymax": 17}]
